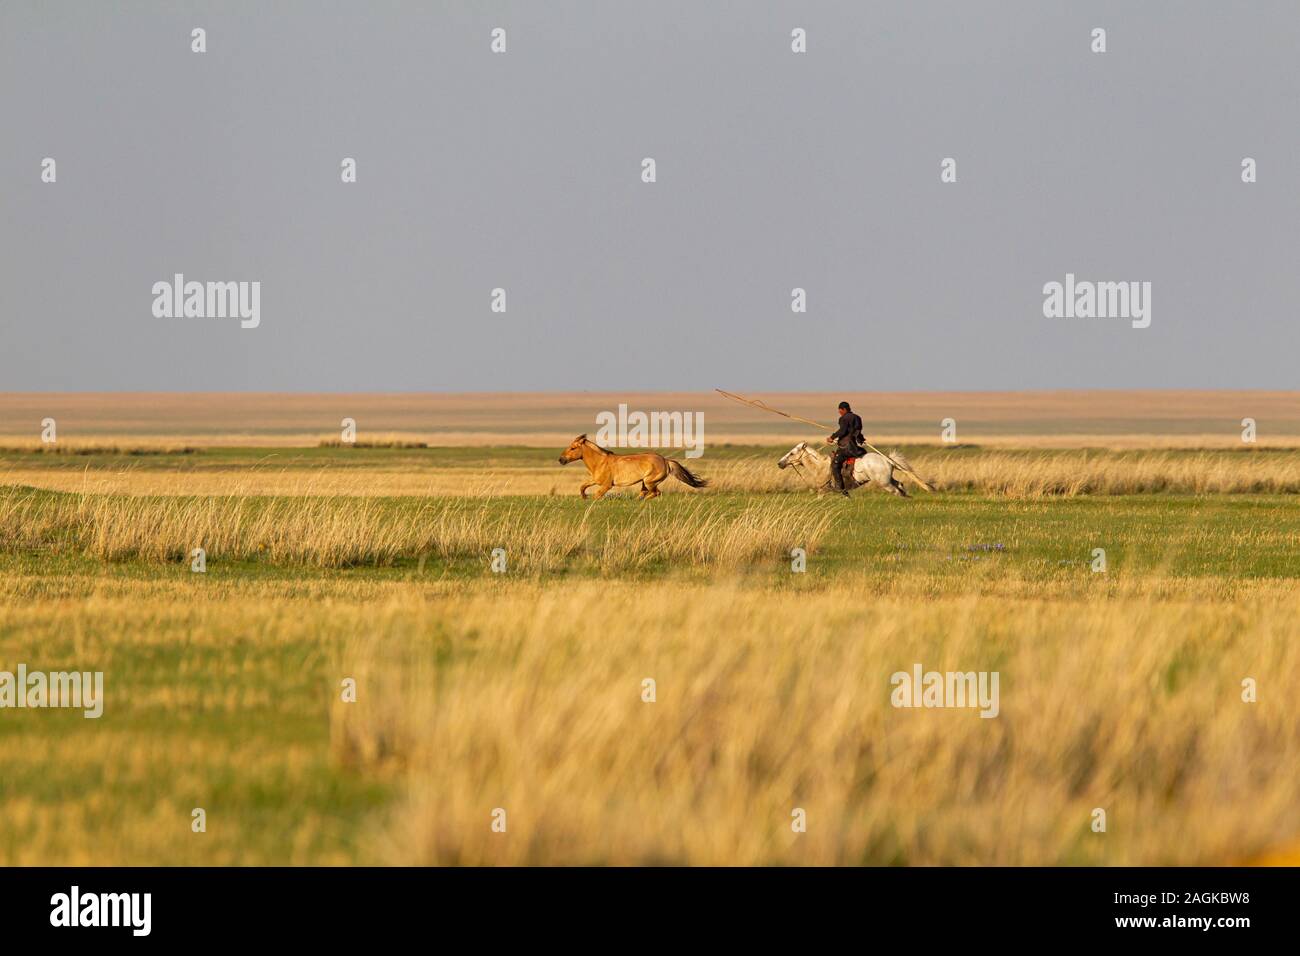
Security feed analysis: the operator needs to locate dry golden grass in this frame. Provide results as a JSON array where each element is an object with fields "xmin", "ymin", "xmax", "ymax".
[
  {"xmin": 0, "ymin": 490, "xmax": 832, "ymax": 571},
  {"xmin": 5, "ymin": 447, "xmax": 1300, "ymax": 499},
  {"xmin": 0, "ymin": 589, "xmax": 365, "ymax": 865},
  {"xmin": 326, "ymin": 580, "xmax": 1300, "ymax": 865},
  {"xmin": 0, "ymin": 464, "xmax": 529, "ymax": 498},
  {"xmin": 2, "ymin": 573, "xmax": 1295, "ymax": 865},
  {"xmin": 0, "ymin": 443, "xmax": 200, "ymax": 455},
  {"xmin": 317, "ymin": 437, "xmax": 428, "ymax": 449},
  {"xmin": 920, "ymin": 449, "xmax": 1300, "ymax": 496}
]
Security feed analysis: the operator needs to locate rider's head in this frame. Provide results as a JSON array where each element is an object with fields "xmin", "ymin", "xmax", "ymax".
[{"xmin": 838, "ymin": 401, "xmax": 851, "ymax": 415}]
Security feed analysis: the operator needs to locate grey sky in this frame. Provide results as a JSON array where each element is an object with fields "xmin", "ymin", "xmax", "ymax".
[{"xmin": 2, "ymin": 1, "xmax": 1297, "ymax": 392}]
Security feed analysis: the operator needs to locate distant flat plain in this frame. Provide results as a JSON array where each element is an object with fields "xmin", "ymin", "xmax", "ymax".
[{"xmin": 1, "ymin": 391, "xmax": 1296, "ymax": 448}]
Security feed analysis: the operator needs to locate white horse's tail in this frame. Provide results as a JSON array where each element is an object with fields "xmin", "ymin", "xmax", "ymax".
[
  {"xmin": 887, "ymin": 449, "xmax": 932, "ymax": 491},
  {"xmin": 888, "ymin": 449, "xmax": 913, "ymax": 473}
]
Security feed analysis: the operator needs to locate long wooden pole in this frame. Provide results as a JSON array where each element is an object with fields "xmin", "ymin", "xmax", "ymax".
[{"xmin": 714, "ymin": 388, "xmax": 935, "ymax": 491}]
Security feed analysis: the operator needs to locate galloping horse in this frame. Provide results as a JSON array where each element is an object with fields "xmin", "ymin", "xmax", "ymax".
[
  {"xmin": 558, "ymin": 435, "xmax": 709, "ymax": 500},
  {"xmin": 777, "ymin": 441, "xmax": 912, "ymax": 497}
]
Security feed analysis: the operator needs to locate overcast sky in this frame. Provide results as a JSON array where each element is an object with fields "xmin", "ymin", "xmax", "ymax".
[{"xmin": 2, "ymin": 1, "xmax": 1297, "ymax": 392}]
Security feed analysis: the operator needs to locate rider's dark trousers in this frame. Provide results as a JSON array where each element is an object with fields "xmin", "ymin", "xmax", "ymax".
[{"xmin": 831, "ymin": 448, "xmax": 852, "ymax": 490}]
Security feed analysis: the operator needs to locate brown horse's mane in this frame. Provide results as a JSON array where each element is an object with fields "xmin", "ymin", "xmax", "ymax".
[{"xmin": 580, "ymin": 436, "xmax": 617, "ymax": 455}]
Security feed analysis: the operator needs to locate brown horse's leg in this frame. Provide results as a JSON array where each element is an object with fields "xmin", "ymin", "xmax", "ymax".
[
  {"xmin": 591, "ymin": 483, "xmax": 614, "ymax": 499},
  {"xmin": 651, "ymin": 460, "xmax": 673, "ymax": 498},
  {"xmin": 579, "ymin": 481, "xmax": 597, "ymax": 499}
]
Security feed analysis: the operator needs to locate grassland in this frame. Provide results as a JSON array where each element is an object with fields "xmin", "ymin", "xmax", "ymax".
[
  {"xmin": 0, "ymin": 436, "xmax": 1297, "ymax": 866},
  {"xmin": 6, "ymin": 443, "xmax": 1300, "ymax": 498}
]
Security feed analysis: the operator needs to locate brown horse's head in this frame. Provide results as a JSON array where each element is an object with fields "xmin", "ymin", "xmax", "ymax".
[{"xmin": 558, "ymin": 434, "xmax": 588, "ymax": 465}]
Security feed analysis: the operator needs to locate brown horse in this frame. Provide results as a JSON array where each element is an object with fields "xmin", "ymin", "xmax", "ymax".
[{"xmin": 558, "ymin": 435, "xmax": 709, "ymax": 499}]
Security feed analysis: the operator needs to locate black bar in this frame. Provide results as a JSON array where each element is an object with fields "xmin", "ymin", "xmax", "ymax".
[{"xmin": 0, "ymin": 866, "xmax": 1289, "ymax": 942}]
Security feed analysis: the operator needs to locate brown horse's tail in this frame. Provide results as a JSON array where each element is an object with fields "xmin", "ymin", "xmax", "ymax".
[{"xmin": 667, "ymin": 459, "xmax": 709, "ymax": 488}]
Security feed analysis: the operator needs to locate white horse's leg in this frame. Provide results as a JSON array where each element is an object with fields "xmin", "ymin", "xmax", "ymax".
[
  {"xmin": 809, "ymin": 451, "xmax": 836, "ymax": 493},
  {"xmin": 818, "ymin": 458, "xmax": 834, "ymax": 492},
  {"xmin": 882, "ymin": 463, "xmax": 909, "ymax": 497}
]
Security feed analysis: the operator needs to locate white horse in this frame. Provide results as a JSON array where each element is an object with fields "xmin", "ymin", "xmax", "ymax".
[{"xmin": 777, "ymin": 441, "xmax": 912, "ymax": 497}]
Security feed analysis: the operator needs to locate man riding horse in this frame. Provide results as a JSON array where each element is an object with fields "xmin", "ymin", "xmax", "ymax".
[{"xmin": 826, "ymin": 401, "xmax": 866, "ymax": 497}]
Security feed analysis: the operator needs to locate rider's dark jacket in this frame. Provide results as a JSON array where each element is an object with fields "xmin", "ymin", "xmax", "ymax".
[{"xmin": 829, "ymin": 411, "xmax": 867, "ymax": 457}]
